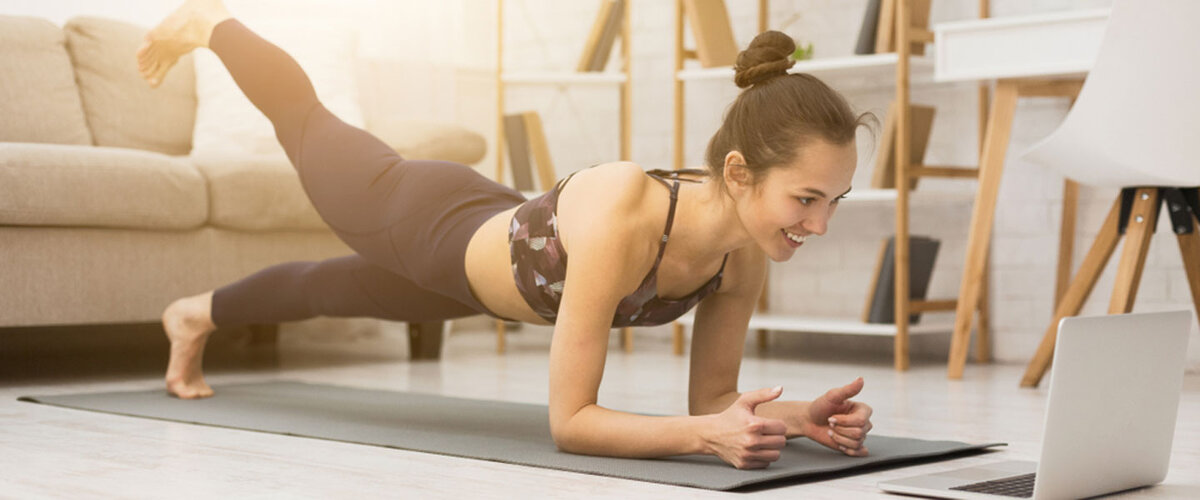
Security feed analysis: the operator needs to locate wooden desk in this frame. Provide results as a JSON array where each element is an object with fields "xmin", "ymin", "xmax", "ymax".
[{"xmin": 932, "ymin": 8, "xmax": 1110, "ymax": 379}]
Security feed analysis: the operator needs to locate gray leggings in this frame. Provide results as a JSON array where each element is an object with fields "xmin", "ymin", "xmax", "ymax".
[{"xmin": 207, "ymin": 19, "xmax": 524, "ymax": 327}]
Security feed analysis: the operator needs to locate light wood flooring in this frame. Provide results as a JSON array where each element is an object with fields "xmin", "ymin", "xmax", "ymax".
[{"xmin": 2, "ymin": 322, "xmax": 1198, "ymax": 499}]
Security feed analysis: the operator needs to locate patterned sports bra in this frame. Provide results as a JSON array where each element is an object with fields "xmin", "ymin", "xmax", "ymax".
[{"xmin": 508, "ymin": 169, "xmax": 729, "ymax": 327}]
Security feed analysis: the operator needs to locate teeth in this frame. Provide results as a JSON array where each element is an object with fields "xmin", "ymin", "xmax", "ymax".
[{"xmin": 783, "ymin": 230, "xmax": 806, "ymax": 244}]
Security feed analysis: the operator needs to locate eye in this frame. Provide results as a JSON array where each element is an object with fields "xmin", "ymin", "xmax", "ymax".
[
  {"xmin": 796, "ymin": 197, "xmax": 815, "ymax": 206},
  {"xmin": 832, "ymin": 195, "xmax": 846, "ymax": 204}
]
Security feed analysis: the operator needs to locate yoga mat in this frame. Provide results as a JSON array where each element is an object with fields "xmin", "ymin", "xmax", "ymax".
[{"xmin": 19, "ymin": 381, "xmax": 1003, "ymax": 490}]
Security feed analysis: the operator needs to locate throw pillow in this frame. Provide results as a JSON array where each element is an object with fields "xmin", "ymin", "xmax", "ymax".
[
  {"xmin": 65, "ymin": 16, "xmax": 197, "ymax": 156},
  {"xmin": 0, "ymin": 15, "xmax": 92, "ymax": 145}
]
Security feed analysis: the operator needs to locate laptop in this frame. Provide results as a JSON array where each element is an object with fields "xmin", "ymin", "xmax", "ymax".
[{"xmin": 878, "ymin": 310, "xmax": 1193, "ymax": 499}]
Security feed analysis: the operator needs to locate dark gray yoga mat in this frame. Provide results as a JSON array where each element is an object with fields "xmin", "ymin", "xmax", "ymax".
[{"xmin": 19, "ymin": 381, "xmax": 1003, "ymax": 490}]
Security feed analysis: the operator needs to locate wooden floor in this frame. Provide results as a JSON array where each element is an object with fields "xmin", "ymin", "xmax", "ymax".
[{"xmin": 2, "ymin": 323, "xmax": 1198, "ymax": 498}]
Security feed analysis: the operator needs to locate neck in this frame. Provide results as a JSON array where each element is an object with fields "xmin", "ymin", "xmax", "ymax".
[{"xmin": 671, "ymin": 179, "xmax": 754, "ymax": 264}]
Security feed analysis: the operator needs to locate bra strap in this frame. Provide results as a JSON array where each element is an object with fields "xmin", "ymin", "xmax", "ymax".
[{"xmin": 653, "ymin": 180, "xmax": 681, "ymax": 265}]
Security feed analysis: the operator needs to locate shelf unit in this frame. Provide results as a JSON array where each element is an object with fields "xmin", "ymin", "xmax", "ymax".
[
  {"xmin": 493, "ymin": 0, "xmax": 634, "ymax": 354},
  {"xmin": 669, "ymin": 0, "xmax": 994, "ymax": 371}
]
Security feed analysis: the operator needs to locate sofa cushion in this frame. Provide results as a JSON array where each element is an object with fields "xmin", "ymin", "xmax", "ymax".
[
  {"xmin": 65, "ymin": 16, "xmax": 197, "ymax": 156},
  {"xmin": 0, "ymin": 143, "xmax": 207, "ymax": 230},
  {"xmin": 189, "ymin": 153, "xmax": 328, "ymax": 231},
  {"xmin": 191, "ymin": 19, "xmax": 364, "ymax": 157},
  {"xmin": 0, "ymin": 16, "xmax": 92, "ymax": 145},
  {"xmin": 368, "ymin": 118, "xmax": 487, "ymax": 165}
]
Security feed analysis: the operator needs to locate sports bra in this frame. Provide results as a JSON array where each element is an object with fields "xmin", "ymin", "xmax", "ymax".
[{"xmin": 508, "ymin": 168, "xmax": 729, "ymax": 327}]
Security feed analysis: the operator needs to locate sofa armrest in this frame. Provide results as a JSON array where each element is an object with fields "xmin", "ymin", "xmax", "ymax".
[{"xmin": 367, "ymin": 117, "xmax": 486, "ymax": 166}]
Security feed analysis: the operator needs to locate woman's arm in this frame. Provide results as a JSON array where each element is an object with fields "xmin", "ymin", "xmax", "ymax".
[
  {"xmin": 687, "ymin": 247, "xmax": 875, "ymax": 456},
  {"xmin": 547, "ymin": 166, "xmax": 704, "ymax": 456},
  {"xmin": 547, "ymin": 165, "xmax": 787, "ymax": 468}
]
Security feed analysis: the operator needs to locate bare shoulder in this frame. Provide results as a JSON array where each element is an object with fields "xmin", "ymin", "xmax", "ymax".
[
  {"xmin": 714, "ymin": 244, "xmax": 768, "ymax": 297},
  {"xmin": 562, "ymin": 162, "xmax": 650, "ymax": 205},
  {"xmin": 556, "ymin": 161, "xmax": 655, "ymax": 231},
  {"xmin": 555, "ymin": 162, "xmax": 660, "ymax": 289}
]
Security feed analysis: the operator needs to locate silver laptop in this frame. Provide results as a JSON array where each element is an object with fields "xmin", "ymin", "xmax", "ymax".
[{"xmin": 878, "ymin": 310, "xmax": 1192, "ymax": 499}]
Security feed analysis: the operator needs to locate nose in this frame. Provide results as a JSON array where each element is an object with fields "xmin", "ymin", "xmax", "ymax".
[{"xmin": 801, "ymin": 208, "xmax": 832, "ymax": 236}]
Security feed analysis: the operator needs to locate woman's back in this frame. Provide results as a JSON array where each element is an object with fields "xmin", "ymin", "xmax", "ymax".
[{"xmin": 463, "ymin": 162, "xmax": 733, "ymax": 325}]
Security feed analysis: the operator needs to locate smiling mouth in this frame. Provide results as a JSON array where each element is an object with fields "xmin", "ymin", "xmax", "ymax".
[{"xmin": 782, "ymin": 229, "xmax": 806, "ymax": 247}]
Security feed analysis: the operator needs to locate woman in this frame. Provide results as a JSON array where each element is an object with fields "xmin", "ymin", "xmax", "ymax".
[{"xmin": 139, "ymin": 0, "xmax": 875, "ymax": 470}]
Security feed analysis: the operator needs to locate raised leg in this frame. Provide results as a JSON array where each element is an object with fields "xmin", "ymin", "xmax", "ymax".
[
  {"xmin": 948, "ymin": 80, "xmax": 1019, "ymax": 379},
  {"xmin": 1020, "ymin": 196, "xmax": 1125, "ymax": 387}
]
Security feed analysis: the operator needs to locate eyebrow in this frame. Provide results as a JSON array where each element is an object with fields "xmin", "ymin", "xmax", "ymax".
[{"xmin": 801, "ymin": 187, "xmax": 853, "ymax": 198}]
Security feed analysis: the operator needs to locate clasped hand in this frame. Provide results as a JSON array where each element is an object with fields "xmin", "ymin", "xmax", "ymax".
[{"xmin": 704, "ymin": 378, "xmax": 873, "ymax": 469}]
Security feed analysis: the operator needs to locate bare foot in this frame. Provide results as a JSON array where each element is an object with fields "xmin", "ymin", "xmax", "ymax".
[
  {"xmin": 136, "ymin": 0, "xmax": 232, "ymax": 88},
  {"xmin": 162, "ymin": 291, "xmax": 217, "ymax": 399}
]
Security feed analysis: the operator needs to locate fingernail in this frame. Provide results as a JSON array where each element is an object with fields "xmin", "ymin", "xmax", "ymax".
[
  {"xmin": 839, "ymin": 445, "xmax": 847, "ymax": 452},
  {"xmin": 828, "ymin": 417, "xmax": 837, "ymax": 426},
  {"xmin": 827, "ymin": 430, "xmax": 833, "ymax": 437},
  {"xmin": 772, "ymin": 386, "xmax": 782, "ymax": 393}
]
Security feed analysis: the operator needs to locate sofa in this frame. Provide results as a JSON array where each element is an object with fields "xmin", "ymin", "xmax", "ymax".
[{"xmin": 0, "ymin": 15, "xmax": 486, "ymax": 357}]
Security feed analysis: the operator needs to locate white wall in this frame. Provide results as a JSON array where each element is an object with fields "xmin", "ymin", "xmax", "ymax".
[
  {"xmin": 498, "ymin": 0, "xmax": 1199, "ymax": 371},
  {"xmin": 9, "ymin": 1, "xmax": 1196, "ymax": 370}
]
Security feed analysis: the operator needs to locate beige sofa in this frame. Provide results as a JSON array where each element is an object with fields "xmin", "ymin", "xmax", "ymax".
[{"xmin": 0, "ymin": 15, "xmax": 485, "ymax": 355}]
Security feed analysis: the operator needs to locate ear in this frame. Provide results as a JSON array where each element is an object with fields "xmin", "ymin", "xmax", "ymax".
[{"xmin": 723, "ymin": 151, "xmax": 751, "ymax": 192}]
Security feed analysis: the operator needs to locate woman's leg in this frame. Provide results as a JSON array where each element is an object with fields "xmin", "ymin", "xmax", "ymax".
[
  {"xmin": 165, "ymin": 255, "xmax": 480, "ymax": 399},
  {"xmin": 139, "ymin": 0, "xmax": 417, "ymax": 247},
  {"xmin": 211, "ymin": 255, "xmax": 480, "ymax": 327}
]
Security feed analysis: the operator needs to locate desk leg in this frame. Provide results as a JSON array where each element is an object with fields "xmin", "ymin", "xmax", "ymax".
[
  {"xmin": 948, "ymin": 81, "xmax": 1018, "ymax": 380},
  {"xmin": 974, "ymin": 250, "xmax": 992, "ymax": 363}
]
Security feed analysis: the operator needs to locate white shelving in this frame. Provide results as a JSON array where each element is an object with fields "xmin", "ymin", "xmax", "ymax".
[
  {"xmin": 501, "ymin": 71, "xmax": 628, "ymax": 85},
  {"xmin": 675, "ymin": 313, "xmax": 954, "ymax": 337},
  {"xmin": 678, "ymin": 53, "xmax": 937, "ymax": 91}
]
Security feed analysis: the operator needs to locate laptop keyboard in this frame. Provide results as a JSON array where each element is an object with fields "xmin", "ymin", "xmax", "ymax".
[{"xmin": 949, "ymin": 473, "xmax": 1036, "ymax": 498}]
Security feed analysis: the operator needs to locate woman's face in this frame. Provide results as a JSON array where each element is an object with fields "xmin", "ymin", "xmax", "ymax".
[{"xmin": 726, "ymin": 140, "xmax": 857, "ymax": 262}]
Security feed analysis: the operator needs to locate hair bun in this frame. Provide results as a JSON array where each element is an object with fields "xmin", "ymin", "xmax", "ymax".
[{"xmin": 733, "ymin": 30, "xmax": 796, "ymax": 89}]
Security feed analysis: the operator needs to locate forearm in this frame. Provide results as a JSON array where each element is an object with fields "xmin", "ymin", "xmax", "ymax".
[
  {"xmin": 694, "ymin": 391, "xmax": 812, "ymax": 438},
  {"xmin": 554, "ymin": 404, "xmax": 712, "ymax": 458}
]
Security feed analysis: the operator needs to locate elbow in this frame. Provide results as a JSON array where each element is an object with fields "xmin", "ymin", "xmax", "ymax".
[{"xmin": 548, "ymin": 410, "xmax": 584, "ymax": 453}]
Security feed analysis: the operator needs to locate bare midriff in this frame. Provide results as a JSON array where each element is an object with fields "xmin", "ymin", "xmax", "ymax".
[{"xmin": 463, "ymin": 205, "xmax": 551, "ymax": 324}]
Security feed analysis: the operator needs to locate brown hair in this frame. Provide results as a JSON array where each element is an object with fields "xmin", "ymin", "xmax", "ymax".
[{"xmin": 703, "ymin": 30, "xmax": 875, "ymax": 188}]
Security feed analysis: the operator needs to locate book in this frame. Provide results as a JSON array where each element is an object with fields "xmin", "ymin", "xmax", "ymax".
[
  {"xmin": 862, "ymin": 235, "xmax": 940, "ymax": 324},
  {"xmin": 587, "ymin": 0, "xmax": 624, "ymax": 71},
  {"xmin": 874, "ymin": 0, "xmax": 932, "ymax": 55},
  {"xmin": 870, "ymin": 100, "xmax": 936, "ymax": 190},
  {"xmin": 682, "ymin": 0, "xmax": 738, "ymax": 68},
  {"xmin": 855, "ymin": 0, "xmax": 882, "ymax": 55},
  {"xmin": 521, "ymin": 112, "xmax": 557, "ymax": 192},
  {"xmin": 577, "ymin": 0, "xmax": 618, "ymax": 72},
  {"xmin": 503, "ymin": 113, "xmax": 535, "ymax": 191},
  {"xmin": 874, "ymin": 0, "xmax": 895, "ymax": 54}
]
